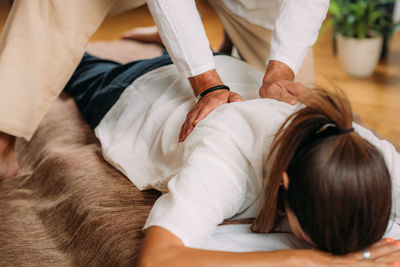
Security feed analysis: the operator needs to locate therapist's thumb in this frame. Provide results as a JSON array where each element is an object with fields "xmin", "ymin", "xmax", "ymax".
[{"xmin": 228, "ymin": 92, "xmax": 243, "ymax": 103}]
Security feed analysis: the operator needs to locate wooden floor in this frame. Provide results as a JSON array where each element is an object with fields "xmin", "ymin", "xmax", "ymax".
[{"xmin": 1, "ymin": 1, "xmax": 399, "ymax": 145}]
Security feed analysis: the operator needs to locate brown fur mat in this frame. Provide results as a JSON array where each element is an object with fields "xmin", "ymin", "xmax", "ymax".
[{"xmin": 0, "ymin": 95, "xmax": 160, "ymax": 266}]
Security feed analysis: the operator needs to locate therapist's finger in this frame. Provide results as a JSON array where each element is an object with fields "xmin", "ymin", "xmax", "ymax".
[
  {"xmin": 181, "ymin": 127, "xmax": 194, "ymax": 142},
  {"xmin": 274, "ymin": 85, "xmax": 295, "ymax": 105},
  {"xmin": 179, "ymin": 117, "xmax": 197, "ymax": 142},
  {"xmin": 179, "ymin": 112, "xmax": 193, "ymax": 142},
  {"xmin": 290, "ymin": 82, "xmax": 310, "ymax": 101},
  {"xmin": 192, "ymin": 90, "xmax": 231, "ymax": 124},
  {"xmin": 192, "ymin": 95, "xmax": 223, "ymax": 126},
  {"xmin": 179, "ymin": 90, "xmax": 231, "ymax": 142},
  {"xmin": 282, "ymin": 93, "xmax": 298, "ymax": 105},
  {"xmin": 228, "ymin": 92, "xmax": 243, "ymax": 103},
  {"xmin": 260, "ymin": 79, "xmax": 301, "ymax": 105},
  {"xmin": 179, "ymin": 118, "xmax": 187, "ymax": 142},
  {"xmin": 185, "ymin": 112, "xmax": 199, "ymax": 133},
  {"xmin": 179, "ymin": 105, "xmax": 212, "ymax": 142},
  {"xmin": 179, "ymin": 108, "xmax": 198, "ymax": 142},
  {"xmin": 279, "ymin": 82, "xmax": 299, "ymax": 105}
]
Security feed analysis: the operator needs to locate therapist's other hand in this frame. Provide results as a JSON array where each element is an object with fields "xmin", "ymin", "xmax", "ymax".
[
  {"xmin": 259, "ymin": 60, "xmax": 305, "ymax": 105},
  {"xmin": 179, "ymin": 89, "xmax": 242, "ymax": 143}
]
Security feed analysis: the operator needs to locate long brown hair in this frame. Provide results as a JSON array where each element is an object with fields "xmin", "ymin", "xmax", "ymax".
[{"xmin": 251, "ymin": 88, "xmax": 392, "ymax": 255}]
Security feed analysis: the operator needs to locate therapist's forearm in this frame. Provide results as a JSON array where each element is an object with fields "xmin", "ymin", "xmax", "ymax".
[
  {"xmin": 189, "ymin": 69, "xmax": 224, "ymax": 97},
  {"xmin": 147, "ymin": 0, "xmax": 215, "ymax": 78},
  {"xmin": 269, "ymin": 0, "xmax": 329, "ymax": 74}
]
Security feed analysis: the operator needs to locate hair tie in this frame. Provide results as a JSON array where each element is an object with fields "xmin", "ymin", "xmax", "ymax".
[
  {"xmin": 337, "ymin": 127, "xmax": 354, "ymax": 134},
  {"xmin": 316, "ymin": 123, "xmax": 354, "ymax": 135},
  {"xmin": 288, "ymin": 123, "xmax": 355, "ymax": 171}
]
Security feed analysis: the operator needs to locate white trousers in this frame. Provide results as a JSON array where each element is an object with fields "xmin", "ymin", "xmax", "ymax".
[{"xmin": 0, "ymin": 0, "xmax": 145, "ymax": 140}]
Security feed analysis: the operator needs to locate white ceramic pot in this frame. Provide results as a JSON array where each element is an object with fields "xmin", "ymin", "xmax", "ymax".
[{"xmin": 336, "ymin": 33, "xmax": 383, "ymax": 78}]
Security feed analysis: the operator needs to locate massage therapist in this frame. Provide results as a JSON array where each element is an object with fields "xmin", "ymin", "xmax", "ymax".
[{"xmin": 0, "ymin": 0, "xmax": 329, "ymax": 179}]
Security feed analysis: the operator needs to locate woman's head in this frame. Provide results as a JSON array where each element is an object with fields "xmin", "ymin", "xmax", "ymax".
[{"xmin": 251, "ymin": 88, "xmax": 392, "ymax": 255}]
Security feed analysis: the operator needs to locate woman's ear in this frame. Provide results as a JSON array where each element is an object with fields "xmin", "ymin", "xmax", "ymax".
[{"xmin": 282, "ymin": 172, "xmax": 289, "ymax": 190}]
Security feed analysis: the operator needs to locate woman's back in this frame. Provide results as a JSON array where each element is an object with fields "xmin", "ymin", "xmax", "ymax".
[{"xmin": 95, "ymin": 55, "xmax": 270, "ymax": 191}]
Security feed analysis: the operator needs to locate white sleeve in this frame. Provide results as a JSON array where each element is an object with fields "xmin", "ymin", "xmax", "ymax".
[
  {"xmin": 269, "ymin": 0, "xmax": 329, "ymax": 74},
  {"xmin": 143, "ymin": 127, "xmax": 250, "ymax": 247},
  {"xmin": 354, "ymin": 123, "xmax": 400, "ymax": 225},
  {"xmin": 147, "ymin": 0, "xmax": 215, "ymax": 78}
]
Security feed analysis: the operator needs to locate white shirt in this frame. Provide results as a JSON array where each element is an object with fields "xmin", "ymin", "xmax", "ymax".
[
  {"xmin": 95, "ymin": 55, "xmax": 400, "ymax": 248},
  {"xmin": 147, "ymin": 0, "xmax": 329, "ymax": 76}
]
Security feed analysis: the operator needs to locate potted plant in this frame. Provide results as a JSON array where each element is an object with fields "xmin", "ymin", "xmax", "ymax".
[{"xmin": 327, "ymin": 0, "xmax": 400, "ymax": 77}]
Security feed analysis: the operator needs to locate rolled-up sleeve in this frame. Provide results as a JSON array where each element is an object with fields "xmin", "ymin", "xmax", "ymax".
[
  {"xmin": 269, "ymin": 0, "xmax": 329, "ymax": 74},
  {"xmin": 147, "ymin": 0, "xmax": 215, "ymax": 78},
  {"xmin": 143, "ymin": 128, "xmax": 250, "ymax": 247}
]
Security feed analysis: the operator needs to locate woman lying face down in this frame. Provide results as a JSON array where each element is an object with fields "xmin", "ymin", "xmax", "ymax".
[
  {"xmin": 139, "ymin": 89, "xmax": 396, "ymax": 266},
  {"xmin": 64, "ymin": 53, "xmax": 399, "ymax": 265}
]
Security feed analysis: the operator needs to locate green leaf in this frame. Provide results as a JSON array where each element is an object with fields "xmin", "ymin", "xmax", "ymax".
[
  {"xmin": 368, "ymin": 10, "xmax": 386, "ymax": 26},
  {"xmin": 356, "ymin": 21, "xmax": 367, "ymax": 38},
  {"xmin": 350, "ymin": 1, "xmax": 367, "ymax": 18},
  {"xmin": 318, "ymin": 18, "xmax": 334, "ymax": 41},
  {"xmin": 328, "ymin": 1, "xmax": 342, "ymax": 17},
  {"xmin": 327, "ymin": 0, "xmax": 398, "ymax": 40}
]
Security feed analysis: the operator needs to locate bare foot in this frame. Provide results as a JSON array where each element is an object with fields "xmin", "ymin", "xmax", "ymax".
[
  {"xmin": 122, "ymin": 26, "xmax": 164, "ymax": 46},
  {"xmin": 0, "ymin": 132, "xmax": 19, "ymax": 180}
]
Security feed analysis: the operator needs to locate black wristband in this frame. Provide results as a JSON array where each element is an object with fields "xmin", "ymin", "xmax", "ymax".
[{"xmin": 199, "ymin": 85, "xmax": 230, "ymax": 99}]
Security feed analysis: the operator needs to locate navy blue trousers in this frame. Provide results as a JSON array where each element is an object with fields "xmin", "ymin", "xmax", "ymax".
[{"xmin": 64, "ymin": 53, "xmax": 173, "ymax": 129}]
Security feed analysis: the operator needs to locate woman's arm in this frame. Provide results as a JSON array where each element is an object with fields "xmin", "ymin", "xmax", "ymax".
[
  {"xmin": 138, "ymin": 226, "xmax": 313, "ymax": 267},
  {"xmin": 138, "ymin": 226, "xmax": 399, "ymax": 267}
]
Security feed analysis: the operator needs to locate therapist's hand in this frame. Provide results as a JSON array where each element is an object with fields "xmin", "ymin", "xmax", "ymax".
[
  {"xmin": 179, "ymin": 90, "xmax": 242, "ymax": 142},
  {"xmin": 259, "ymin": 60, "xmax": 305, "ymax": 105},
  {"xmin": 179, "ymin": 69, "xmax": 243, "ymax": 142}
]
